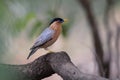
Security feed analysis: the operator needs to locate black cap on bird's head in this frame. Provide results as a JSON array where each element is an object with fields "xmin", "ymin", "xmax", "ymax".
[{"xmin": 49, "ymin": 18, "xmax": 64, "ymax": 25}]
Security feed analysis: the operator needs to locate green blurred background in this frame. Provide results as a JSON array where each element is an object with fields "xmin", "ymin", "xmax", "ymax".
[
  {"xmin": 0, "ymin": 0, "xmax": 77, "ymax": 62},
  {"xmin": 0, "ymin": 0, "xmax": 120, "ymax": 80}
]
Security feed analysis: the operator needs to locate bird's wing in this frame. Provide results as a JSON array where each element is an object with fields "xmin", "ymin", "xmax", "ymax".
[{"xmin": 30, "ymin": 28, "xmax": 55, "ymax": 49}]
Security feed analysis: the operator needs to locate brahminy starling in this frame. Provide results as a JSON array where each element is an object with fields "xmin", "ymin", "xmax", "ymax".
[{"xmin": 27, "ymin": 18, "xmax": 67, "ymax": 59}]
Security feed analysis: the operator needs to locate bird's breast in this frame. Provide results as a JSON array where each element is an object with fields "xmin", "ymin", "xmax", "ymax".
[
  {"xmin": 50, "ymin": 22, "xmax": 62, "ymax": 40},
  {"xmin": 53, "ymin": 26, "xmax": 62, "ymax": 39},
  {"xmin": 41, "ymin": 25, "xmax": 62, "ymax": 48}
]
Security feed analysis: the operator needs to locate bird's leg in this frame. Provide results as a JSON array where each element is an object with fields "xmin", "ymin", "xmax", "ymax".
[{"xmin": 44, "ymin": 48, "xmax": 53, "ymax": 53}]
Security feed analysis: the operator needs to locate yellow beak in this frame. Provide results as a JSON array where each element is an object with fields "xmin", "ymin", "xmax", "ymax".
[{"xmin": 64, "ymin": 19, "xmax": 68, "ymax": 22}]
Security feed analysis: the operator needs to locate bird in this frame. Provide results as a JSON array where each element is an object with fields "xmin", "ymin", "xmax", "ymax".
[{"xmin": 27, "ymin": 18, "xmax": 67, "ymax": 59}]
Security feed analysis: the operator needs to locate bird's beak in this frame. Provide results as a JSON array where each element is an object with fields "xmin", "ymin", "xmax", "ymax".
[{"xmin": 64, "ymin": 19, "xmax": 68, "ymax": 22}]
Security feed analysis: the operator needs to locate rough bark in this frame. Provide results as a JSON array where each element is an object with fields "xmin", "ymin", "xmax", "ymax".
[{"xmin": 0, "ymin": 51, "xmax": 109, "ymax": 80}]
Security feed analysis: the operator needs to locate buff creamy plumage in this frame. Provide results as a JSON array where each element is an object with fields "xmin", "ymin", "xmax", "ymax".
[{"xmin": 27, "ymin": 18, "xmax": 67, "ymax": 59}]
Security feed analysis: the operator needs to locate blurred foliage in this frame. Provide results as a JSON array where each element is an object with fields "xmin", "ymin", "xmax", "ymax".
[
  {"xmin": 0, "ymin": 0, "xmax": 76, "ymax": 78},
  {"xmin": 0, "ymin": 64, "xmax": 29, "ymax": 80},
  {"xmin": 0, "ymin": 0, "xmax": 119, "ymax": 79},
  {"xmin": 28, "ymin": 20, "xmax": 43, "ymax": 38},
  {"xmin": 62, "ymin": 13, "xmax": 75, "ymax": 37},
  {"xmin": 0, "ymin": 0, "xmax": 79, "ymax": 57},
  {"xmin": 0, "ymin": 0, "xmax": 9, "ymax": 57},
  {"xmin": 0, "ymin": 36, "xmax": 6, "ymax": 57},
  {"xmin": 12, "ymin": 13, "xmax": 36, "ymax": 35},
  {"xmin": 62, "ymin": 22, "xmax": 72, "ymax": 37}
]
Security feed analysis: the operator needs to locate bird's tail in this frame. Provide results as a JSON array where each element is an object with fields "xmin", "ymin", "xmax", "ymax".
[{"xmin": 27, "ymin": 48, "xmax": 38, "ymax": 59}]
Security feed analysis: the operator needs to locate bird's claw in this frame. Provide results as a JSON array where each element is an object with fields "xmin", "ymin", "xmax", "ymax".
[{"xmin": 45, "ymin": 48, "xmax": 54, "ymax": 53}]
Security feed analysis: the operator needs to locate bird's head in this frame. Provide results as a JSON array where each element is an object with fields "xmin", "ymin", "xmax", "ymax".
[{"xmin": 49, "ymin": 18, "xmax": 67, "ymax": 25}]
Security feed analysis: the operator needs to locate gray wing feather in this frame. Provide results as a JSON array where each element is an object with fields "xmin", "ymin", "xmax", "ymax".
[{"xmin": 30, "ymin": 28, "xmax": 54, "ymax": 49}]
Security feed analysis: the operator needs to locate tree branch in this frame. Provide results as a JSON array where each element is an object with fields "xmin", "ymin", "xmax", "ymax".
[
  {"xmin": 77, "ymin": 0, "xmax": 104, "ymax": 76},
  {"xmin": 0, "ymin": 51, "xmax": 109, "ymax": 80}
]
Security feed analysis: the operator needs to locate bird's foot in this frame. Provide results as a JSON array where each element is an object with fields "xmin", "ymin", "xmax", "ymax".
[
  {"xmin": 48, "ymin": 50, "xmax": 53, "ymax": 53},
  {"xmin": 45, "ymin": 48, "xmax": 54, "ymax": 53}
]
